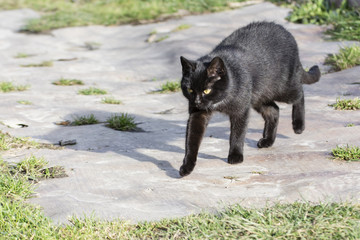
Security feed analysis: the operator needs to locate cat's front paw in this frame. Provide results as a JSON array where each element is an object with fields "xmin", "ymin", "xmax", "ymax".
[
  {"xmin": 257, "ymin": 138, "xmax": 274, "ymax": 148},
  {"xmin": 292, "ymin": 120, "xmax": 305, "ymax": 134},
  {"xmin": 179, "ymin": 164, "xmax": 195, "ymax": 177},
  {"xmin": 228, "ymin": 152, "xmax": 243, "ymax": 164}
]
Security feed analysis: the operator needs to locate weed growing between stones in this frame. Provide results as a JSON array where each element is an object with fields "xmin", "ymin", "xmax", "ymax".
[
  {"xmin": 21, "ymin": 60, "xmax": 53, "ymax": 67},
  {"xmin": 53, "ymin": 78, "xmax": 84, "ymax": 86},
  {"xmin": 151, "ymin": 81, "xmax": 181, "ymax": 93},
  {"xmin": 106, "ymin": 113, "xmax": 137, "ymax": 131},
  {"xmin": 14, "ymin": 52, "xmax": 35, "ymax": 58},
  {"xmin": 0, "ymin": 131, "xmax": 40, "ymax": 151},
  {"xmin": 78, "ymin": 87, "xmax": 107, "ymax": 95},
  {"xmin": 71, "ymin": 114, "xmax": 99, "ymax": 126},
  {"xmin": 84, "ymin": 41, "xmax": 101, "ymax": 50},
  {"xmin": 17, "ymin": 100, "xmax": 33, "ymax": 105},
  {"xmin": 0, "ymin": 131, "xmax": 59, "ymax": 151},
  {"xmin": 332, "ymin": 145, "xmax": 360, "ymax": 161},
  {"xmin": 331, "ymin": 97, "xmax": 360, "ymax": 110},
  {"xmin": 0, "ymin": 81, "xmax": 29, "ymax": 92},
  {"xmin": 14, "ymin": 155, "xmax": 67, "ymax": 181},
  {"xmin": 161, "ymin": 81, "xmax": 181, "ymax": 92},
  {"xmin": 325, "ymin": 45, "xmax": 360, "ymax": 72},
  {"xmin": 172, "ymin": 24, "xmax": 191, "ymax": 32},
  {"xmin": 101, "ymin": 97, "xmax": 122, "ymax": 104},
  {"xmin": 282, "ymin": 0, "xmax": 360, "ymax": 41}
]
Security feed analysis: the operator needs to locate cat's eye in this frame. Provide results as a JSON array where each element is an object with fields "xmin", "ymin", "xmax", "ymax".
[
  {"xmin": 203, "ymin": 89, "xmax": 211, "ymax": 95},
  {"xmin": 187, "ymin": 88, "xmax": 193, "ymax": 93}
]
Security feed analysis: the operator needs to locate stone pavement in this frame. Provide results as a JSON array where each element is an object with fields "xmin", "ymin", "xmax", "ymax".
[{"xmin": 0, "ymin": 2, "xmax": 359, "ymax": 224}]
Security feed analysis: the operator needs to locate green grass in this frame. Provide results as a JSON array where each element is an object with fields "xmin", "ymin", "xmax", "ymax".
[
  {"xmin": 346, "ymin": 123, "xmax": 355, "ymax": 127},
  {"xmin": 54, "ymin": 202, "xmax": 360, "ymax": 239},
  {"xmin": 284, "ymin": 0, "xmax": 360, "ymax": 41},
  {"xmin": 0, "ymin": 131, "xmax": 58, "ymax": 151},
  {"xmin": 325, "ymin": 45, "xmax": 360, "ymax": 72},
  {"xmin": 331, "ymin": 97, "xmax": 360, "ymax": 110},
  {"xmin": 20, "ymin": 60, "xmax": 53, "ymax": 67},
  {"xmin": 1, "ymin": 154, "xmax": 360, "ymax": 239},
  {"xmin": 0, "ymin": 131, "xmax": 39, "ymax": 151},
  {"xmin": 172, "ymin": 24, "xmax": 192, "ymax": 32},
  {"xmin": 101, "ymin": 96, "xmax": 122, "ymax": 105},
  {"xmin": 153, "ymin": 80, "xmax": 181, "ymax": 93},
  {"xmin": 106, "ymin": 113, "xmax": 137, "ymax": 131},
  {"xmin": 0, "ymin": 81, "xmax": 29, "ymax": 92},
  {"xmin": 0, "ymin": 156, "xmax": 65, "ymax": 239},
  {"xmin": 71, "ymin": 114, "xmax": 99, "ymax": 126},
  {"xmin": 15, "ymin": 155, "xmax": 66, "ymax": 181},
  {"xmin": 17, "ymin": 100, "xmax": 32, "ymax": 105},
  {"xmin": 332, "ymin": 145, "xmax": 360, "ymax": 161},
  {"xmin": 84, "ymin": 41, "xmax": 101, "ymax": 50},
  {"xmin": 78, "ymin": 87, "xmax": 107, "ymax": 95},
  {"xmin": 0, "ymin": 0, "xmax": 246, "ymax": 33},
  {"xmin": 155, "ymin": 35, "xmax": 169, "ymax": 43},
  {"xmin": 52, "ymin": 78, "xmax": 84, "ymax": 86},
  {"xmin": 14, "ymin": 52, "xmax": 34, "ymax": 58}
]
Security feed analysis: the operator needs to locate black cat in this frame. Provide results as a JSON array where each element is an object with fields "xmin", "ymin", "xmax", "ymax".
[{"xmin": 179, "ymin": 21, "xmax": 320, "ymax": 177}]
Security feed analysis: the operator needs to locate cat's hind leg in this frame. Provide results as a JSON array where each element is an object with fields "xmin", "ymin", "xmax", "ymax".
[
  {"xmin": 292, "ymin": 91, "xmax": 305, "ymax": 134},
  {"xmin": 255, "ymin": 102, "xmax": 279, "ymax": 148}
]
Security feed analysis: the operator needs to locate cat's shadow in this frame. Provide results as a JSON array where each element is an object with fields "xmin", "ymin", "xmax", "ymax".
[
  {"xmin": 35, "ymin": 110, "xmax": 288, "ymax": 179},
  {"xmin": 35, "ymin": 110, "xmax": 217, "ymax": 178},
  {"xmin": 205, "ymin": 126, "xmax": 289, "ymax": 149}
]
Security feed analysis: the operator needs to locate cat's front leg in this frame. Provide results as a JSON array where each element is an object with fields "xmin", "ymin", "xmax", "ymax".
[
  {"xmin": 228, "ymin": 109, "xmax": 249, "ymax": 164},
  {"xmin": 180, "ymin": 110, "xmax": 212, "ymax": 177}
]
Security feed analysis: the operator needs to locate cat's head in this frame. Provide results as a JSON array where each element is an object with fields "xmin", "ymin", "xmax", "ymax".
[{"xmin": 180, "ymin": 56, "xmax": 229, "ymax": 110}]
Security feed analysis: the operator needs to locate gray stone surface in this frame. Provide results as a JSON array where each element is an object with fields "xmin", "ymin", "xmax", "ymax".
[{"xmin": 0, "ymin": 2, "xmax": 359, "ymax": 224}]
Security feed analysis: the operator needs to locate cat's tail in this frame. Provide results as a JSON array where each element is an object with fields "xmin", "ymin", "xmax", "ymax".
[{"xmin": 301, "ymin": 65, "xmax": 321, "ymax": 84}]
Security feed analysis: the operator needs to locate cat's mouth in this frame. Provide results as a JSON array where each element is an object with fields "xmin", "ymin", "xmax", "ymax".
[{"xmin": 195, "ymin": 102, "xmax": 212, "ymax": 110}]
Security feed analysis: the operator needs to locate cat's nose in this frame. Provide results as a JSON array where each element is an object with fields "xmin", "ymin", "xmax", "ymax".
[{"xmin": 195, "ymin": 97, "xmax": 201, "ymax": 107}]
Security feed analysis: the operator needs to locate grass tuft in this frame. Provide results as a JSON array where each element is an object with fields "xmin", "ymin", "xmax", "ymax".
[
  {"xmin": 106, "ymin": 113, "xmax": 137, "ymax": 131},
  {"xmin": 71, "ymin": 114, "xmax": 99, "ymax": 126},
  {"xmin": 285, "ymin": 0, "xmax": 360, "ymax": 41},
  {"xmin": 15, "ymin": 155, "xmax": 66, "ymax": 180},
  {"xmin": 84, "ymin": 41, "xmax": 101, "ymax": 50},
  {"xmin": 17, "ymin": 100, "xmax": 33, "ymax": 105},
  {"xmin": 0, "ymin": 131, "xmax": 39, "ymax": 151},
  {"xmin": 155, "ymin": 35, "xmax": 169, "ymax": 42},
  {"xmin": 14, "ymin": 52, "xmax": 34, "ymax": 58},
  {"xmin": 331, "ymin": 145, "xmax": 360, "ymax": 161},
  {"xmin": 172, "ymin": 24, "xmax": 191, "ymax": 32},
  {"xmin": 101, "ymin": 96, "xmax": 122, "ymax": 105},
  {"xmin": 0, "ymin": 131, "xmax": 59, "ymax": 151},
  {"xmin": 331, "ymin": 97, "xmax": 360, "ymax": 110},
  {"xmin": 153, "ymin": 81, "xmax": 181, "ymax": 93},
  {"xmin": 0, "ymin": 81, "xmax": 29, "ymax": 92},
  {"xmin": 325, "ymin": 45, "xmax": 360, "ymax": 72},
  {"xmin": 20, "ymin": 60, "xmax": 53, "ymax": 67},
  {"xmin": 53, "ymin": 78, "xmax": 84, "ymax": 86},
  {"xmin": 78, "ymin": 87, "xmax": 107, "ymax": 95}
]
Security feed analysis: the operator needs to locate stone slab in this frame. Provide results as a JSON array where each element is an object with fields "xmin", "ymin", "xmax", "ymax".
[{"xmin": 0, "ymin": 2, "xmax": 359, "ymax": 224}]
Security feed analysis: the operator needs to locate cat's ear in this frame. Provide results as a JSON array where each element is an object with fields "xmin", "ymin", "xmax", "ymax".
[
  {"xmin": 207, "ymin": 57, "xmax": 226, "ymax": 80},
  {"xmin": 180, "ymin": 56, "xmax": 196, "ymax": 76}
]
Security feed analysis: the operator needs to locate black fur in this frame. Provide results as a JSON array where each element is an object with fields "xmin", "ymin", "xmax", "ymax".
[{"xmin": 179, "ymin": 22, "xmax": 320, "ymax": 177}]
